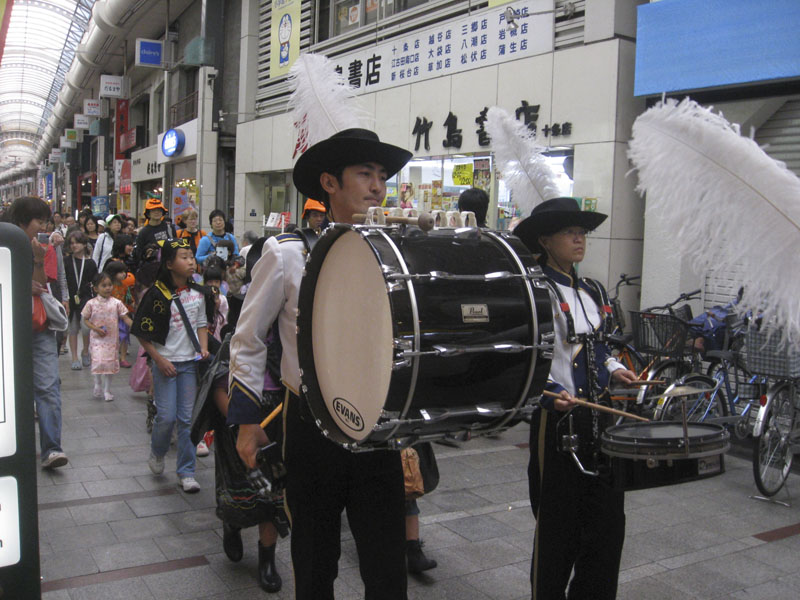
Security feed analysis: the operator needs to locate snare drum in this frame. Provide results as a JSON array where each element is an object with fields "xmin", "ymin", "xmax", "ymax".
[
  {"xmin": 600, "ymin": 422, "xmax": 730, "ymax": 491},
  {"xmin": 297, "ymin": 223, "xmax": 554, "ymax": 449}
]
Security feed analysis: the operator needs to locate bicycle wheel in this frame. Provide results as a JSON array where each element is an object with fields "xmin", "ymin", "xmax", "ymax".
[
  {"xmin": 752, "ymin": 382, "xmax": 796, "ymax": 497},
  {"xmin": 704, "ymin": 361, "xmax": 731, "ymax": 418},
  {"xmin": 640, "ymin": 360, "xmax": 690, "ymax": 415},
  {"xmin": 610, "ymin": 343, "xmax": 647, "ymax": 377},
  {"xmin": 657, "ymin": 374, "xmax": 723, "ymax": 422}
]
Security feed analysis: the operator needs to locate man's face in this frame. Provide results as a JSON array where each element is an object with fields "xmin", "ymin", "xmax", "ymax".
[
  {"xmin": 307, "ymin": 210, "xmax": 326, "ymax": 230},
  {"xmin": 322, "ymin": 162, "xmax": 387, "ymax": 224},
  {"xmin": 64, "ymin": 216, "xmax": 75, "ymax": 227},
  {"xmin": 148, "ymin": 208, "xmax": 164, "ymax": 225},
  {"xmin": 53, "ymin": 213, "xmax": 61, "ymax": 225}
]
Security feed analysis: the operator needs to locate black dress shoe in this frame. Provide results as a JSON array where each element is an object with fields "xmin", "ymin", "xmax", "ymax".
[
  {"xmin": 407, "ymin": 539, "xmax": 437, "ymax": 574},
  {"xmin": 222, "ymin": 522, "xmax": 243, "ymax": 562},
  {"xmin": 258, "ymin": 541, "xmax": 282, "ymax": 593}
]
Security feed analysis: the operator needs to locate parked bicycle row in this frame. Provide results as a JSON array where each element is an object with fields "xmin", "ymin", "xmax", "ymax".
[{"xmin": 604, "ymin": 274, "xmax": 800, "ymax": 498}]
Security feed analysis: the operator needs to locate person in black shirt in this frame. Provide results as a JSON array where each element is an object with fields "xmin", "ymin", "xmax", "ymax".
[{"xmin": 133, "ymin": 198, "xmax": 176, "ymax": 265}]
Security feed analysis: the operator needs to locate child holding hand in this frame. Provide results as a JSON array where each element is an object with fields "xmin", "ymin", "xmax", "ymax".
[{"xmin": 82, "ymin": 272, "xmax": 133, "ymax": 401}]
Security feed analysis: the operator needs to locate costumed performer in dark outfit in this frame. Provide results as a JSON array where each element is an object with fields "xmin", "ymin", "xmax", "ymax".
[
  {"xmin": 514, "ymin": 198, "xmax": 636, "ymax": 600},
  {"xmin": 228, "ymin": 128, "xmax": 412, "ymax": 599}
]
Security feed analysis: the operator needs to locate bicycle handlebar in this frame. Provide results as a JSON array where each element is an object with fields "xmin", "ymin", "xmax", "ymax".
[{"xmin": 642, "ymin": 289, "xmax": 702, "ymax": 312}]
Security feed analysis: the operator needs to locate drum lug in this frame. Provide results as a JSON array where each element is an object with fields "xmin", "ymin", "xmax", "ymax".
[
  {"xmin": 393, "ymin": 358, "xmax": 412, "ymax": 370},
  {"xmin": 387, "ymin": 280, "xmax": 406, "ymax": 293},
  {"xmin": 381, "ymin": 409, "xmax": 401, "ymax": 419}
]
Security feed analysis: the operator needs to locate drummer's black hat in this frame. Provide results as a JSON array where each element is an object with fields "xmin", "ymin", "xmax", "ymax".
[
  {"xmin": 513, "ymin": 197, "xmax": 607, "ymax": 254},
  {"xmin": 293, "ymin": 128, "xmax": 412, "ymax": 200}
]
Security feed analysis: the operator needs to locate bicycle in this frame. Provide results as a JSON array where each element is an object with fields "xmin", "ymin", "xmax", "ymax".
[
  {"xmin": 746, "ymin": 325, "xmax": 800, "ymax": 497},
  {"xmin": 605, "ymin": 274, "xmax": 647, "ymax": 377},
  {"xmin": 630, "ymin": 289, "xmax": 703, "ymax": 415}
]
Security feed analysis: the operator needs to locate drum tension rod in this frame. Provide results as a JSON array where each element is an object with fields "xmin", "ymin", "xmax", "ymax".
[
  {"xmin": 399, "ymin": 341, "xmax": 552, "ymax": 358},
  {"xmin": 386, "ymin": 271, "xmax": 535, "ymax": 282},
  {"xmin": 560, "ymin": 414, "xmax": 600, "ymax": 477}
]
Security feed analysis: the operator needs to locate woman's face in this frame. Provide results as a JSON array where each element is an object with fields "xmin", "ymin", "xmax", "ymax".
[
  {"xmin": 124, "ymin": 243, "xmax": 134, "ymax": 256},
  {"xmin": 85, "ymin": 219, "xmax": 96, "ymax": 233},
  {"xmin": 185, "ymin": 213, "xmax": 199, "ymax": 229},
  {"xmin": 540, "ymin": 226, "xmax": 588, "ymax": 267},
  {"xmin": 211, "ymin": 215, "xmax": 226, "ymax": 233},
  {"xmin": 109, "ymin": 218, "xmax": 122, "ymax": 234},
  {"xmin": 69, "ymin": 239, "xmax": 87, "ymax": 256}
]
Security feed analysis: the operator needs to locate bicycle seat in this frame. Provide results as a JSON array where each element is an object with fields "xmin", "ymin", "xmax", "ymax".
[
  {"xmin": 706, "ymin": 350, "xmax": 736, "ymax": 362},
  {"xmin": 607, "ymin": 333, "xmax": 633, "ymax": 345}
]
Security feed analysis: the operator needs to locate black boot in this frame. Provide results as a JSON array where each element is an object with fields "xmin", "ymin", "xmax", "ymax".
[
  {"xmin": 407, "ymin": 539, "xmax": 437, "ymax": 574},
  {"xmin": 222, "ymin": 522, "xmax": 243, "ymax": 562},
  {"xmin": 258, "ymin": 541, "xmax": 282, "ymax": 593}
]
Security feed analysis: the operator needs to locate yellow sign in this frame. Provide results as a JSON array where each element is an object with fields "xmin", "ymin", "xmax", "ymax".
[
  {"xmin": 452, "ymin": 163, "xmax": 474, "ymax": 186},
  {"xmin": 270, "ymin": 0, "xmax": 302, "ymax": 77},
  {"xmin": 488, "ymin": 0, "xmax": 514, "ymax": 6}
]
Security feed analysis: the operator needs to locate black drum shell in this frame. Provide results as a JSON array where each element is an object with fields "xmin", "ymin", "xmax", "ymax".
[{"xmin": 296, "ymin": 224, "xmax": 552, "ymax": 448}]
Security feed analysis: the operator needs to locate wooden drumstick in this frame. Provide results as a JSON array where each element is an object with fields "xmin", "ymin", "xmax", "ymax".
[
  {"xmin": 260, "ymin": 402, "xmax": 284, "ymax": 429},
  {"xmin": 541, "ymin": 390, "xmax": 649, "ymax": 422},
  {"xmin": 353, "ymin": 212, "xmax": 435, "ymax": 232},
  {"xmin": 630, "ymin": 379, "xmax": 666, "ymax": 385}
]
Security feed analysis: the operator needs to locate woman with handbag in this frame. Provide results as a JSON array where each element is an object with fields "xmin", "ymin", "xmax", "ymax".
[{"xmin": 6, "ymin": 196, "xmax": 69, "ymax": 469}]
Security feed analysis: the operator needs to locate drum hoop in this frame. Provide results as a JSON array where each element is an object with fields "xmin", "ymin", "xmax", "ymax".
[
  {"xmin": 373, "ymin": 227, "xmax": 421, "ymax": 443},
  {"xmin": 600, "ymin": 422, "xmax": 730, "ymax": 460},
  {"xmin": 483, "ymin": 231, "xmax": 540, "ymax": 429}
]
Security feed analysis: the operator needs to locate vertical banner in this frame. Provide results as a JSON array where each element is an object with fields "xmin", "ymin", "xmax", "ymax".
[
  {"xmin": 115, "ymin": 99, "xmax": 129, "ymax": 160},
  {"xmin": 0, "ymin": 0, "xmax": 14, "ymax": 64},
  {"xmin": 270, "ymin": 0, "xmax": 301, "ymax": 78}
]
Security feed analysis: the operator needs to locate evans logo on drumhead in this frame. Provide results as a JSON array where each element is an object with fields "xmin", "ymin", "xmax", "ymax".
[
  {"xmin": 462, "ymin": 304, "xmax": 489, "ymax": 323},
  {"xmin": 698, "ymin": 454, "xmax": 722, "ymax": 476},
  {"xmin": 332, "ymin": 398, "xmax": 364, "ymax": 432}
]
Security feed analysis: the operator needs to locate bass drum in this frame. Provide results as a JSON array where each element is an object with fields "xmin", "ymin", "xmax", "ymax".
[{"xmin": 296, "ymin": 223, "xmax": 553, "ymax": 450}]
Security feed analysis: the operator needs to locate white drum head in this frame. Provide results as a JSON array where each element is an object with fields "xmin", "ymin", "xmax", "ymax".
[{"xmin": 311, "ymin": 230, "xmax": 393, "ymax": 441}]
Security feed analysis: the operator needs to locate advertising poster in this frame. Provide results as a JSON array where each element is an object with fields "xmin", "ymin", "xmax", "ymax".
[
  {"xmin": 171, "ymin": 187, "xmax": 196, "ymax": 223},
  {"xmin": 472, "ymin": 158, "xmax": 492, "ymax": 191},
  {"xmin": 270, "ymin": 0, "xmax": 302, "ymax": 78},
  {"xmin": 91, "ymin": 196, "xmax": 110, "ymax": 219}
]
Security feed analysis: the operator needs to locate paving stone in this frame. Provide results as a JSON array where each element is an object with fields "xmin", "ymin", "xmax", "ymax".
[
  {"xmin": 154, "ymin": 530, "xmax": 225, "ymax": 560},
  {"xmin": 40, "ymin": 547, "xmax": 98, "ymax": 581},
  {"xmin": 441, "ymin": 514, "xmax": 519, "ymax": 543},
  {"xmin": 126, "ymin": 493, "xmax": 192, "ymax": 517},
  {"xmin": 67, "ymin": 577, "xmax": 157, "ymax": 600},
  {"xmin": 69, "ymin": 500, "xmax": 136, "ymax": 525},
  {"xmin": 142, "ymin": 565, "xmax": 229, "ymax": 599},
  {"xmin": 109, "ymin": 515, "xmax": 181, "ymax": 542},
  {"xmin": 38, "ymin": 482, "xmax": 90, "ymax": 504},
  {"xmin": 167, "ymin": 508, "xmax": 221, "ymax": 533},
  {"xmin": 82, "ymin": 476, "xmax": 144, "ymax": 497},
  {"xmin": 90, "ymin": 538, "xmax": 167, "ymax": 571},
  {"xmin": 730, "ymin": 580, "xmax": 800, "ymax": 600},
  {"xmin": 48, "ymin": 466, "xmax": 108, "ymax": 485},
  {"xmin": 407, "ymin": 577, "xmax": 491, "ymax": 599},
  {"xmin": 38, "ymin": 507, "xmax": 77, "ymax": 532},
  {"xmin": 67, "ymin": 452, "xmax": 122, "ymax": 468},
  {"xmin": 46, "ymin": 522, "xmax": 118, "ymax": 552},
  {"xmin": 461, "ymin": 564, "xmax": 531, "ymax": 599}
]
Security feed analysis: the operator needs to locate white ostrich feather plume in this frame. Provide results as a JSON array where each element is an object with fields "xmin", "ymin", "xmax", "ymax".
[
  {"xmin": 628, "ymin": 97, "xmax": 800, "ymax": 340},
  {"xmin": 287, "ymin": 53, "xmax": 366, "ymax": 156},
  {"xmin": 485, "ymin": 106, "xmax": 560, "ymax": 216}
]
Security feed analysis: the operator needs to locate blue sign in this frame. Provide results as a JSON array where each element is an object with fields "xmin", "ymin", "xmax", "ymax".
[
  {"xmin": 45, "ymin": 174, "xmax": 53, "ymax": 201},
  {"xmin": 162, "ymin": 129, "xmax": 185, "ymax": 157},
  {"xmin": 136, "ymin": 39, "xmax": 163, "ymax": 67},
  {"xmin": 635, "ymin": 0, "xmax": 800, "ymax": 96}
]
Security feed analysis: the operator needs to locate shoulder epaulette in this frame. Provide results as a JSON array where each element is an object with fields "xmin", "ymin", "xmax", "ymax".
[
  {"xmin": 154, "ymin": 280, "xmax": 173, "ymax": 300},
  {"xmin": 275, "ymin": 232, "xmax": 302, "ymax": 244}
]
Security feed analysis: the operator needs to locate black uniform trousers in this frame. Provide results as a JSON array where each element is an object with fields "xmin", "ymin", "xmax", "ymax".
[
  {"xmin": 284, "ymin": 393, "xmax": 407, "ymax": 600},
  {"xmin": 528, "ymin": 407, "xmax": 625, "ymax": 600}
]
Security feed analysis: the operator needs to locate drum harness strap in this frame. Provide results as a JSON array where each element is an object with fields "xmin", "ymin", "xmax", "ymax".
[{"xmin": 544, "ymin": 276, "xmax": 614, "ymax": 478}]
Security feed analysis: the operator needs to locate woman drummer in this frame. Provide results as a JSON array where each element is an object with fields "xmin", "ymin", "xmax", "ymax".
[{"xmin": 514, "ymin": 197, "xmax": 636, "ymax": 600}]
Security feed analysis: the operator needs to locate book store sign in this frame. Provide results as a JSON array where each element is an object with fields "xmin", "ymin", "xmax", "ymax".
[{"xmin": 329, "ymin": 0, "xmax": 552, "ymax": 94}]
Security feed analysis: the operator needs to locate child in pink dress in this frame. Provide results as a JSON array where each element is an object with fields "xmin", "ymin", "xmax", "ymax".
[{"xmin": 82, "ymin": 272, "xmax": 133, "ymax": 401}]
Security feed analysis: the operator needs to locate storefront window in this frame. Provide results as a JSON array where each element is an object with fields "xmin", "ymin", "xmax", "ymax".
[{"xmin": 320, "ymin": 0, "xmax": 431, "ymax": 41}]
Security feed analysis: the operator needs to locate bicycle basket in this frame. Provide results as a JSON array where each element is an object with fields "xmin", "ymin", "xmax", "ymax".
[
  {"xmin": 629, "ymin": 311, "xmax": 691, "ymax": 358},
  {"xmin": 745, "ymin": 326, "xmax": 800, "ymax": 379},
  {"xmin": 672, "ymin": 304, "xmax": 693, "ymax": 322}
]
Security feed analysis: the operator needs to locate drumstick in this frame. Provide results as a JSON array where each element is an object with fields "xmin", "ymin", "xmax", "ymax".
[
  {"xmin": 631, "ymin": 379, "xmax": 666, "ymax": 385},
  {"xmin": 353, "ymin": 212, "xmax": 435, "ymax": 232},
  {"xmin": 259, "ymin": 402, "xmax": 284, "ymax": 429},
  {"xmin": 541, "ymin": 390, "xmax": 649, "ymax": 422}
]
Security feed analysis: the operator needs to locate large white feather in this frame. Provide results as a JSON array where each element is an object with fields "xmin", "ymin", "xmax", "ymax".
[
  {"xmin": 485, "ymin": 106, "xmax": 560, "ymax": 216},
  {"xmin": 287, "ymin": 53, "xmax": 365, "ymax": 156},
  {"xmin": 628, "ymin": 98, "xmax": 800, "ymax": 340}
]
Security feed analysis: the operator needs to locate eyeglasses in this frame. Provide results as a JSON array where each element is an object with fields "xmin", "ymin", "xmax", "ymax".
[{"xmin": 557, "ymin": 227, "xmax": 589, "ymax": 238}]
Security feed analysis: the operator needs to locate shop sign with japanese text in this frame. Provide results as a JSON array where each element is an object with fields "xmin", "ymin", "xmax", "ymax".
[
  {"xmin": 99, "ymin": 75, "xmax": 128, "ymax": 99},
  {"xmin": 84, "ymin": 99, "xmax": 102, "ymax": 116},
  {"xmin": 74, "ymin": 114, "xmax": 91, "ymax": 129},
  {"xmin": 329, "ymin": 0, "xmax": 552, "ymax": 95}
]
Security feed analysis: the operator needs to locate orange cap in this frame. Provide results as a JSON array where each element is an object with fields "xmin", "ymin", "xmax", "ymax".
[
  {"xmin": 144, "ymin": 198, "xmax": 167, "ymax": 214},
  {"xmin": 302, "ymin": 198, "xmax": 326, "ymax": 218}
]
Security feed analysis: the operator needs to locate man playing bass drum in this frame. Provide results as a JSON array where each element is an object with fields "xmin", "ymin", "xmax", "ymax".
[
  {"xmin": 514, "ymin": 197, "xmax": 636, "ymax": 600},
  {"xmin": 228, "ymin": 128, "xmax": 413, "ymax": 599}
]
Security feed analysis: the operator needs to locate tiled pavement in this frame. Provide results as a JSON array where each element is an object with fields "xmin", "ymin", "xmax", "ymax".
[{"xmin": 35, "ymin": 346, "xmax": 800, "ymax": 599}]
